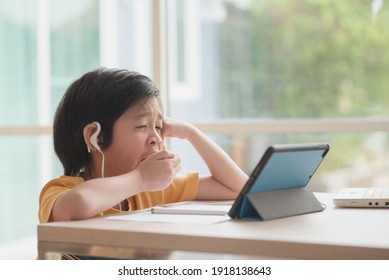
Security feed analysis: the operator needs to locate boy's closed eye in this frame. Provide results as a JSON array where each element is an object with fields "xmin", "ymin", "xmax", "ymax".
[
  {"xmin": 135, "ymin": 125, "xmax": 147, "ymax": 130},
  {"xmin": 135, "ymin": 124, "xmax": 163, "ymax": 133}
]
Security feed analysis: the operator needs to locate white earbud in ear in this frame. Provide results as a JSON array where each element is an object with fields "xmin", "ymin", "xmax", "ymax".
[
  {"xmin": 89, "ymin": 121, "xmax": 101, "ymax": 152},
  {"xmin": 88, "ymin": 121, "xmax": 105, "ymax": 178}
]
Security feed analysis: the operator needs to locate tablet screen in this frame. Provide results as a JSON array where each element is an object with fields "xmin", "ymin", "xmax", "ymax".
[{"xmin": 249, "ymin": 149, "xmax": 327, "ymax": 193}]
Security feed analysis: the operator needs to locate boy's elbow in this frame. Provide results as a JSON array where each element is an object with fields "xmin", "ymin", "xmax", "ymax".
[
  {"xmin": 51, "ymin": 191, "xmax": 96, "ymax": 221},
  {"xmin": 198, "ymin": 177, "xmax": 242, "ymax": 200},
  {"xmin": 225, "ymin": 187, "xmax": 241, "ymax": 200}
]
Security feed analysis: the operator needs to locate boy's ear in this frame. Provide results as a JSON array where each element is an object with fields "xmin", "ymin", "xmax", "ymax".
[{"xmin": 83, "ymin": 123, "xmax": 101, "ymax": 153}]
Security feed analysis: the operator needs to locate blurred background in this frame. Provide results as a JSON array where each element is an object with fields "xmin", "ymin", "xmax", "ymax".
[{"xmin": 1, "ymin": 0, "xmax": 389, "ymax": 257}]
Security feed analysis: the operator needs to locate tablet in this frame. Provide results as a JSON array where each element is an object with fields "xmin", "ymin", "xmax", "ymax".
[{"xmin": 228, "ymin": 143, "xmax": 330, "ymax": 219}]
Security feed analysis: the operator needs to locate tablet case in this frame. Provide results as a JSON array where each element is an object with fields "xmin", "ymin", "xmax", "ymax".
[
  {"xmin": 229, "ymin": 143, "xmax": 329, "ymax": 220},
  {"xmin": 239, "ymin": 187, "xmax": 325, "ymax": 220}
]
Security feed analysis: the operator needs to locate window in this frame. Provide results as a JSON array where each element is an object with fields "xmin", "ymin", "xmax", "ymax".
[
  {"xmin": 167, "ymin": 0, "xmax": 389, "ymax": 191},
  {"xmin": 1, "ymin": 0, "xmax": 389, "ymax": 243},
  {"xmin": 0, "ymin": 0, "xmax": 152, "ymax": 243}
]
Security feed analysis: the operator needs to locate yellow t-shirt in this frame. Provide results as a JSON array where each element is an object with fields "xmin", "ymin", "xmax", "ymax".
[{"xmin": 38, "ymin": 172, "xmax": 199, "ymax": 223}]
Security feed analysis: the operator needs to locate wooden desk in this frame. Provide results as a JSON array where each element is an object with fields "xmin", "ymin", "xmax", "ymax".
[{"xmin": 37, "ymin": 193, "xmax": 389, "ymax": 259}]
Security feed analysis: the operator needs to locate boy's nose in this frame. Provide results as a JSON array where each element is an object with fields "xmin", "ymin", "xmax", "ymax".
[{"xmin": 148, "ymin": 133, "xmax": 163, "ymax": 146}]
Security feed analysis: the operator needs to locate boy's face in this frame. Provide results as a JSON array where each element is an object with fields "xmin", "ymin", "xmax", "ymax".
[{"xmin": 102, "ymin": 96, "xmax": 164, "ymax": 176}]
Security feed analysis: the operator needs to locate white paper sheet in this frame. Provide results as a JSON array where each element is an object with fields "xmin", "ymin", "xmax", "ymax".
[
  {"xmin": 105, "ymin": 202, "xmax": 232, "ymax": 225},
  {"xmin": 150, "ymin": 203, "xmax": 231, "ymax": 215}
]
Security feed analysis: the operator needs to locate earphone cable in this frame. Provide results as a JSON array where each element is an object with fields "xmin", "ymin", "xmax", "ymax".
[
  {"xmin": 100, "ymin": 151, "xmax": 105, "ymax": 178},
  {"xmin": 100, "ymin": 151, "xmax": 122, "ymax": 211}
]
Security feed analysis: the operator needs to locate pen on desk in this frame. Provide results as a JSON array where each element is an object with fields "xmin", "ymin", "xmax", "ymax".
[
  {"xmin": 150, "ymin": 208, "xmax": 185, "ymax": 214},
  {"xmin": 150, "ymin": 207, "xmax": 227, "ymax": 215}
]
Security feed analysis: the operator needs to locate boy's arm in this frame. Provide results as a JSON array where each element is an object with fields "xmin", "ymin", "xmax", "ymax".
[
  {"xmin": 162, "ymin": 118, "xmax": 248, "ymax": 200},
  {"xmin": 52, "ymin": 172, "xmax": 142, "ymax": 221},
  {"xmin": 51, "ymin": 150, "xmax": 180, "ymax": 221}
]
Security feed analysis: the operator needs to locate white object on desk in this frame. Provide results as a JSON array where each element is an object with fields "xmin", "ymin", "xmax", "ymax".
[
  {"xmin": 333, "ymin": 187, "xmax": 389, "ymax": 208},
  {"xmin": 150, "ymin": 202, "xmax": 230, "ymax": 215},
  {"xmin": 105, "ymin": 202, "xmax": 232, "ymax": 225}
]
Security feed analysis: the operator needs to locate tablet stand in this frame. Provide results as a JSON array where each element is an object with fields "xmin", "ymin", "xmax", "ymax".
[{"xmin": 238, "ymin": 187, "xmax": 325, "ymax": 220}]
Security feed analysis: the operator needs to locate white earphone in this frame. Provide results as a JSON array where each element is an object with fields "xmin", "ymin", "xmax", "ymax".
[
  {"xmin": 89, "ymin": 121, "xmax": 101, "ymax": 152},
  {"xmin": 88, "ymin": 121, "xmax": 105, "ymax": 178}
]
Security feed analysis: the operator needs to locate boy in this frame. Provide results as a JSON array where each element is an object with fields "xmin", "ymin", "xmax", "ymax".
[{"xmin": 39, "ymin": 67, "xmax": 248, "ymax": 223}]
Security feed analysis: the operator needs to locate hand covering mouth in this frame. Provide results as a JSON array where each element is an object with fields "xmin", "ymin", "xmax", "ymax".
[{"xmin": 140, "ymin": 151, "xmax": 158, "ymax": 162}]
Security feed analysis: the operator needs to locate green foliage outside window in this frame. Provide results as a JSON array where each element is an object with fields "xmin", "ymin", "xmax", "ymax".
[{"xmin": 219, "ymin": 0, "xmax": 389, "ymax": 119}]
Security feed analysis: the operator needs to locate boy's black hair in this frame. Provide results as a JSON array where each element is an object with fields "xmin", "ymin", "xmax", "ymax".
[{"xmin": 53, "ymin": 67, "xmax": 161, "ymax": 176}]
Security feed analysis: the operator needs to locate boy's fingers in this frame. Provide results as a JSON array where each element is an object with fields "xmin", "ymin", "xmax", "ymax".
[{"xmin": 156, "ymin": 150, "xmax": 176, "ymax": 160}]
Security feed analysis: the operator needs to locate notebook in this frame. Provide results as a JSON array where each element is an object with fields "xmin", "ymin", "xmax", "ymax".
[
  {"xmin": 149, "ymin": 202, "xmax": 231, "ymax": 215},
  {"xmin": 228, "ymin": 142, "xmax": 330, "ymax": 220},
  {"xmin": 333, "ymin": 187, "xmax": 389, "ymax": 208}
]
